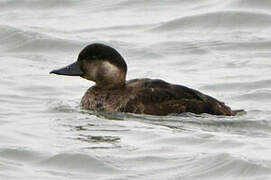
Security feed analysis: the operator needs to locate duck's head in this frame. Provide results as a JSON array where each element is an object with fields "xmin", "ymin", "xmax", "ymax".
[{"xmin": 50, "ymin": 43, "xmax": 127, "ymax": 89}]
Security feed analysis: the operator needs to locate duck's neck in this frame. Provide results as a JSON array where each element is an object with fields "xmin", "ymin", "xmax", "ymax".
[{"xmin": 94, "ymin": 75, "xmax": 126, "ymax": 89}]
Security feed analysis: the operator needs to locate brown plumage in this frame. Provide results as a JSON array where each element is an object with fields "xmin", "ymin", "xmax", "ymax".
[
  {"xmin": 81, "ymin": 78, "xmax": 237, "ymax": 116},
  {"xmin": 51, "ymin": 43, "xmax": 242, "ymax": 116}
]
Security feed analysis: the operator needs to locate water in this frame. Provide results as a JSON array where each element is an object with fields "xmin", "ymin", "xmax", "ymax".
[{"xmin": 1, "ymin": 0, "xmax": 271, "ymax": 179}]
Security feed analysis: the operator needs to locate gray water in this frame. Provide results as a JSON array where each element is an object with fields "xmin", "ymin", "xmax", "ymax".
[{"xmin": 1, "ymin": 0, "xmax": 271, "ymax": 179}]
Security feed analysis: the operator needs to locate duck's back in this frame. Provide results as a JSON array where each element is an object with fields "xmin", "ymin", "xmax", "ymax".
[{"xmin": 81, "ymin": 78, "xmax": 236, "ymax": 116}]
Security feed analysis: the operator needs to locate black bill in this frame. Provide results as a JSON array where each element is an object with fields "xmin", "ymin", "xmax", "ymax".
[{"xmin": 50, "ymin": 61, "xmax": 84, "ymax": 76}]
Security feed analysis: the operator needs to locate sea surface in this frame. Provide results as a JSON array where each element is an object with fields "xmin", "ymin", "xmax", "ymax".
[{"xmin": 1, "ymin": 0, "xmax": 271, "ymax": 179}]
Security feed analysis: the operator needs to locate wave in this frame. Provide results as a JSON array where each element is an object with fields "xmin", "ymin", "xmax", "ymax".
[
  {"xmin": 0, "ymin": 147, "xmax": 45, "ymax": 162},
  {"xmin": 200, "ymin": 79, "xmax": 271, "ymax": 91},
  {"xmin": 115, "ymin": 153, "xmax": 271, "ymax": 180},
  {"xmin": 182, "ymin": 153, "xmax": 271, "ymax": 179},
  {"xmin": 116, "ymin": 0, "xmax": 186, "ymax": 8},
  {"xmin": 234, "ymin": 90, "xmax": 271, "ymax": 101},
  {"xmin": 149, "ymin": 41, "xmax": 209, "ymax": 55},
  {"xmin": 0, "ymin": 25, "xmax": 82, "ymax": 53},
  {"xmin": 114, "ymin": 0, "xmax": 210, "ymax": 10},
  {"xmin": 0, "ymin": 0, "xmax": 76, "ymax": 10},
  {"xmin": 229, "ymin": 0, "xmax": 271, "ymax": 9},
  {"xmin": 152, "ymin": 11, "xmax": 271, "ymax": 32},
  {"xmin": 0, "ymin": 148, "xmax": 118, "ymax": 176},
  {"xmin": 37, "ymin": 153, "xmax": 117, "ymax": 173},
  {"xmin": 214, "ymin": 41, "xmax": 271, "ymax": 52}
]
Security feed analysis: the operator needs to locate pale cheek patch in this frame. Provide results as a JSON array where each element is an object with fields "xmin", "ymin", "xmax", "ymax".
[
  {"xmin": 102, "ymin": 61, "xmax": 120, "ymax": 78},
  {"xmin": 82, "ymin": 60, "xmax": 125, "ymax": 86},
  {"xmin": 83, "ymin": 61, "xmax": 99, "ymax": 81},
  {"xmin": 89, "ymin": 66, "xmax": 98, "ymax": 80}
]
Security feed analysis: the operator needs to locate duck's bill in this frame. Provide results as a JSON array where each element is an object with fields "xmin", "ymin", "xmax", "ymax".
[{"xmin": 50, "ymin": 61, "xmax": 84, "ymax": 76}]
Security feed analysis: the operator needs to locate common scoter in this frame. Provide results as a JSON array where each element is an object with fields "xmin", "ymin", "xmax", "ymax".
[{"xmin": 50, "ymin": 43, "xmax": 241, "ymax": 116}]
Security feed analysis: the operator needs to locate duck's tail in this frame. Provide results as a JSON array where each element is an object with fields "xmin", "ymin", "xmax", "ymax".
[{"xmin": 232, "ymin": 109, "xmax": 246, "ymax": 116}]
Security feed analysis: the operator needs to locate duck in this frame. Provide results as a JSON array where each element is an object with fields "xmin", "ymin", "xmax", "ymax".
[{"xmin": 50, "ymin": 43, "xmax": 242, "ymax": 116}]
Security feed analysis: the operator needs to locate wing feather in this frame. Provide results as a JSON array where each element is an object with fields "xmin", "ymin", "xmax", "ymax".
[{"xmin": 124, "ymin": 79, "xmax": 234, "ymax": 115}]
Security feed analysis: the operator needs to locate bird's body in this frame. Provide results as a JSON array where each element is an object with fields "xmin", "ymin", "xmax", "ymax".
[
  {"xmin": 81, "ymin": 78, "xmax": 236, "ymax": 116},
  {"xmin": 51, "ymin": 43, "xmax": 242, "ymax": 116}
]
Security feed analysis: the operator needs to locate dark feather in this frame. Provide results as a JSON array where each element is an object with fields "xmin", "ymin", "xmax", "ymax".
[{"xmin": 81, "ymin": 78, "xmax": 237, "ymax": 116}]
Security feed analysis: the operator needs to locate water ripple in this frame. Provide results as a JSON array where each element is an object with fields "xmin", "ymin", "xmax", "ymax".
[
  {"xmin": 0, "ymin": 25, "xmax": 82, "ymax": 52},
  {"xmin": 38, "ymin": 153, "xmax": 117, "ymax": 173},
  {"xmin": 152, "ymin": 11, "xmax": 271, "ymax": 32}
]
